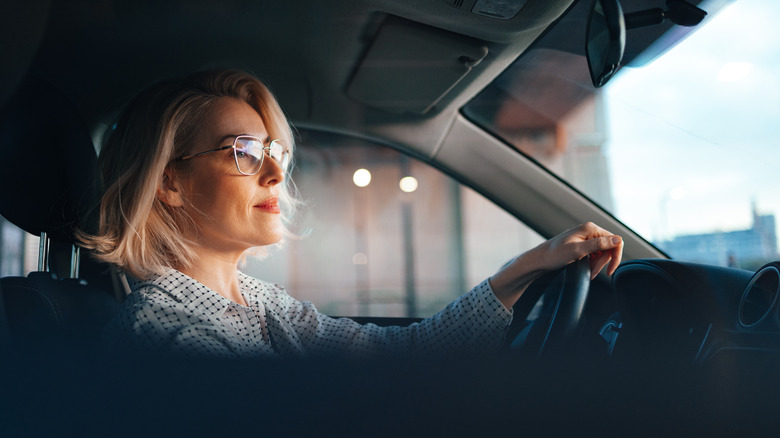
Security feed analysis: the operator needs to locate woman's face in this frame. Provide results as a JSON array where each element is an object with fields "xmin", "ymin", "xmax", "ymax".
[{"xmin": 176, "ymin": 97, "xmax": 285, "ymax": 256}]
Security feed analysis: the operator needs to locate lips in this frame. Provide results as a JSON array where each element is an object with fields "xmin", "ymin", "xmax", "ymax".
[{"xmin": 255, "ymin": 197, "xmax": 281, "ymax": 214}]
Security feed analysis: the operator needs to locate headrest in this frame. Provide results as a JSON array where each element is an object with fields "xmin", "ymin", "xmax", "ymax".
[{"xmin": 0, "ymin": 76, "xmax": 99, "ymax": 242}]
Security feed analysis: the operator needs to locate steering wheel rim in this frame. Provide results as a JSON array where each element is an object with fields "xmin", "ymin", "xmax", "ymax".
[{"xmin": 509, "ymin": 256, "xmax": 591, "ymax": 358}]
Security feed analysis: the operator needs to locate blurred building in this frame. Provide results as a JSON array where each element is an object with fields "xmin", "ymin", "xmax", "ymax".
[{"xmin": 658, "ymin": 206, "xmax": 778, "ymax": 270}]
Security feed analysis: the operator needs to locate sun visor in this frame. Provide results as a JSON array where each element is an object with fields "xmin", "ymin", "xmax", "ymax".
[{"xmin": 347, "ymin": 16, "xmax": 488, "ymax": 115}]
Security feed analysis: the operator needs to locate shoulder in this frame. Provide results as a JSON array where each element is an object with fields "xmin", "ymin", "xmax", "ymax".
[
  {"xmin": 129, "ymin": 269, "xmax": 197, "ymax": 300},
  {"xmin": 107, "ymin": 270, "xmax": 220, "ymax": 343},
  {"xmin": 121, "ymin": 269, "xmax": 222, "ymax": 321}
]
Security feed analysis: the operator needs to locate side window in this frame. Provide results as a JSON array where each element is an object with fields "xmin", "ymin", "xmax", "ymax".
[
  {"xmin": 244, "ymin": 132, "xmax": 543, "ymax": 317},
  {"xmin": 0, "ymin": 216, "xmax": 37, "ymax": 277}
]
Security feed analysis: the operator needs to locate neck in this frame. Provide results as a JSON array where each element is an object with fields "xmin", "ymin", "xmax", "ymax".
[{"xmin": 177, "ymin": 251, "xmax": 248, "ymax": 306}]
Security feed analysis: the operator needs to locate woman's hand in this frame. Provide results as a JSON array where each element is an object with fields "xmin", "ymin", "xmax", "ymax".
[{"xmin": 489, "ymin": 222, "xmax": 623, "ymax": 310}]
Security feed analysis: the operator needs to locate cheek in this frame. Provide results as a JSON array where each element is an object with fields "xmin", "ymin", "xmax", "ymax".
[
  {"xmin": 182, "ymin": 174, "xmax": 231, "ymax": 215},
  {"xmin": 178, "ymin": 164, "xmax": 260, "ymax": 224},
  {"xmin": 205, "ymin": 179, "xmax": 257, "ymax": 220}
]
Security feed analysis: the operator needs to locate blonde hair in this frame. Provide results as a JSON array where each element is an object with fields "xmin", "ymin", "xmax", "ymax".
[{"xmin": 79, "ymin": 69, "xmax": 300, "ymax": 280}]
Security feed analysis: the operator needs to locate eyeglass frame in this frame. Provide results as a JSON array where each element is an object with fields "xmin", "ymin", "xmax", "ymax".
[{"xmin": 174, "ymin": 135, "xmax": 290, "ymax": 176}]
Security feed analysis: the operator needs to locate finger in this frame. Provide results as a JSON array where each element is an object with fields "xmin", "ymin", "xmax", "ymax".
[
  {"xmin": 579, "ymin": 222, "xmax": 614, "ymax": 240},
  {"xmin": 590, "ymin": 253, "xmax": 612, "ymax": 280},
  {"xmin": 606, "ymin": 239, "xmax": 624, "ymax": 275},
  {"xmin": 582, "ymin": 235, "xmax": 621, "ymax": 256},
  {"xmin": 587, "ymin": 235, "xmax": 622, "ymax": 278},
  {"xmin": 589, "ymin": 250, "xmax": 602, "ymax": 271}
]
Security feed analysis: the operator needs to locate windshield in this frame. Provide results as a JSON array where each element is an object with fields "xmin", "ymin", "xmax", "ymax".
[{"xmin": 465, "ymin": 0, "xmax": 779, "ymax": 270}]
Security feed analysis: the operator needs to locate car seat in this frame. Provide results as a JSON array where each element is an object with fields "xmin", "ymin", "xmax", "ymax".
[{"xmin": 0, "ymin": 76, "xmax": 122, "ymax": 357}]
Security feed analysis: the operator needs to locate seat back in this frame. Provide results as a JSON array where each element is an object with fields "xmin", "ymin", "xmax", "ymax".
[
  {"xmin": 0, "ymin": 76, "xmax": 120, "ymax": 356},
  {"xmin": 1, "ymin": 273, "xmax": 119, "ymax": 356}
]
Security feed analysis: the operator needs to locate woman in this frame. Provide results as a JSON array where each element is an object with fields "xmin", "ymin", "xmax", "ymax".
[{"xmin": 82, "ymin": 69, "xmax": 623, "ymax": 358}]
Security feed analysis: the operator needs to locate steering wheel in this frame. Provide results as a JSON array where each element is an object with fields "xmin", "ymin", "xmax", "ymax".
[{"xmin": 507, "ymin": 256, "xmax": 591, "ymax": 359}]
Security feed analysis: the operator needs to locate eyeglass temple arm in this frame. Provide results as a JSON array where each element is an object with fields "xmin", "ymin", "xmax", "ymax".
[{"xmin": 176, "ymin": 145, "xmax": 235, "ymax": 161}]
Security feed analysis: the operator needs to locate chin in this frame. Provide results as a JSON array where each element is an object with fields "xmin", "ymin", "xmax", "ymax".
[
  {"xmin": 258, "ymin": 230, "xmax": 285, "ymax": 247},
  {"xmin": 243, "ymin": 234, "xmax": 284, "ymax": 258}
]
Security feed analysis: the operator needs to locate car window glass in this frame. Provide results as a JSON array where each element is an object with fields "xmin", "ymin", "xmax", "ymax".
[
  {"xmin": 464, "ymin": 0, "xmax": 780, "ymax": 270},
  {"xmin": 0, "ymin": 216, "xmax": 30, "ymax": 276},
  {"xmin": 243, "ymin": 132, "xmax": 543, "ymax": 318}
]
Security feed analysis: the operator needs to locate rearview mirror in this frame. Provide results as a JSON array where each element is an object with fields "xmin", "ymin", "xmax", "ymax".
[
  {"xmin": 585, "ymin": 0, "xmax": 707, "ymax": 88},
  {"xmin": 586, "ymin": 0, "xmax": 626, "ymax": 88}
]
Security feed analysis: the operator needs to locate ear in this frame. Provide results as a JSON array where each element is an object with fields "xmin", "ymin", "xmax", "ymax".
[{"xmin": 157, "ymin": 166, "xmax": 185, "ymax": 207}]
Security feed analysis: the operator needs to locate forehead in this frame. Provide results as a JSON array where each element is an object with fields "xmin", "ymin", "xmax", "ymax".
[{"xmin": 201, "ymin": 97, "xmax": 268, "ymax": 141}]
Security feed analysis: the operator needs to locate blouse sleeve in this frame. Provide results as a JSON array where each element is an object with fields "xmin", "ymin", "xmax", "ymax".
[{"xmin": 273, "ymin": 279, "xmax": 513, "ymax": 357}]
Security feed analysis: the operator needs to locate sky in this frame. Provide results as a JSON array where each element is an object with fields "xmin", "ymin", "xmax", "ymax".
[{"xmin": 603, "ymin": 0, "xmax": 780, "ymax": 241}]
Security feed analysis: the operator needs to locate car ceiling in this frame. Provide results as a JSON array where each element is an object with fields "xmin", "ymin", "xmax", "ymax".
[{"xmin": 4, "ymin": 0, "xmax": 579, "ymax": 150}]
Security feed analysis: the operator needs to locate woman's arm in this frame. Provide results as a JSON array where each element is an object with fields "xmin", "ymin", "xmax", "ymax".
[
  {"xmin": 281, "ymin": 222, "xmax": 622, "ymax": 357},
  {"xmin": 489, "ymin": 222, "xmax": 623, "ymax": 310}
]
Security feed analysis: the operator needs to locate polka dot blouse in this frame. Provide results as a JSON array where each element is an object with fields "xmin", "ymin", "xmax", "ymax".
[{"xmin": 104, "ymin": 268, "xmax": 513, "ymax": 358}]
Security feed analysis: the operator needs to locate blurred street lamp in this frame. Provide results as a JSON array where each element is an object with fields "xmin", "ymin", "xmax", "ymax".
[
  {"xmin": 399, "ymin": 176, "xmax": 418, "ymax": 193},
  {"xmin": 353, "ymin": 168, "xmax": 371, "ymax": 187}
]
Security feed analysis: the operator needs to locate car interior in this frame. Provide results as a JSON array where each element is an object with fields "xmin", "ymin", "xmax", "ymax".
[{"xmin": 2, "ymin": 0, "xmax": 779, "ymax": 434}]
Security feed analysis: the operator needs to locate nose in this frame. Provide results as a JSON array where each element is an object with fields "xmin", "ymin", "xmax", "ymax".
[{"xmin": 257, "ymin": 155, "xmax": 284, "ymax": 187}]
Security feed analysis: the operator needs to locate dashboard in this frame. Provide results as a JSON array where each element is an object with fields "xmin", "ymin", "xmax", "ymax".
[{"xmin": 611, "ymin": 259, "xmax": 780, "ymax": 367}]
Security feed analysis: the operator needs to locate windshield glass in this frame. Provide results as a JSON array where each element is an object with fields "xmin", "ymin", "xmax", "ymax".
[{"xmin": 465, "ymin": 0, "xmax": 779, "ymax": 270}]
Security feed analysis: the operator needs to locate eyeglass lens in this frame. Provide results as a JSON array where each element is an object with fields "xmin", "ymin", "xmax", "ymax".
[{"xmin": 234, "ymin": 137, "xmax": 289, "ymax": 175}]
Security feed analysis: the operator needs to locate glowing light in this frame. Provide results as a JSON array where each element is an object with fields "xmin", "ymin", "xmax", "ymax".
[
  {"xmin": 352, "ymin": 252, "xmax": 368, "ymax": 265},
  {"xmin": 717, "ymin": 62, "xmax": 752, "ymax": 82},
  {"xmin": 353, "ymin": 169, "xmax": 371, "ymax": 187},
  {"xmin": 399, "ymin": 176, "xmax": 418, "ymax": 193}
]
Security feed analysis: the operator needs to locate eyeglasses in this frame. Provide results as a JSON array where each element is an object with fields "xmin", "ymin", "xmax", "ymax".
[{"xmin": 175, "ymin": 135, "xmax": 290, "ymax": 176}]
